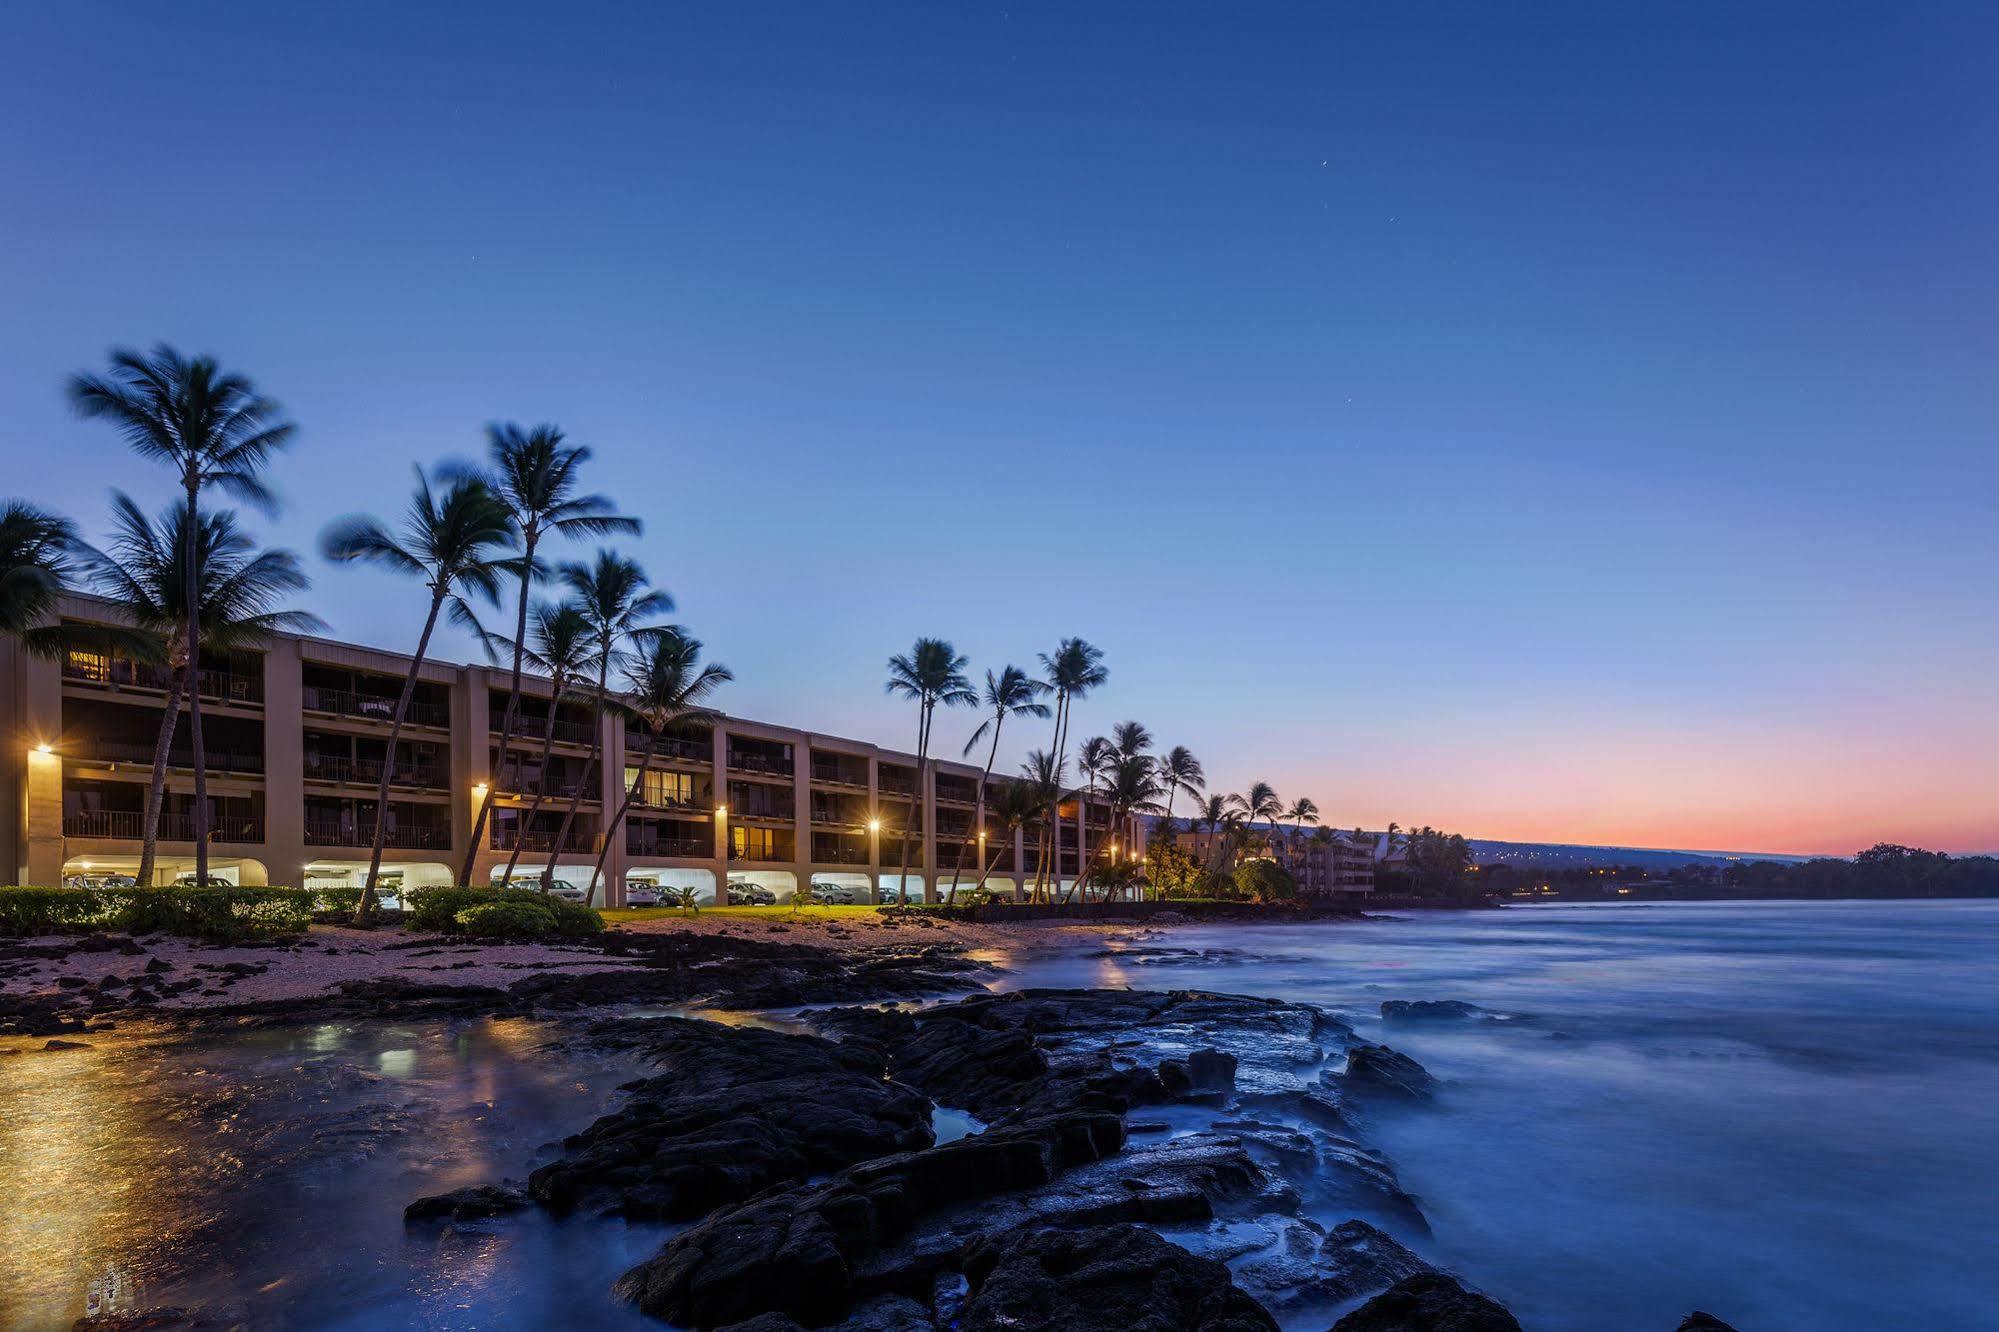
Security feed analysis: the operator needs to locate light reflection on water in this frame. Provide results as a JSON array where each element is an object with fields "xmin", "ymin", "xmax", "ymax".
[
  {"xmin": 0, "ymin": 1017, "xmax": 666, "ymax": 1329},
  {"xmin": 991, "ymin": 900, "xmax": 1999, "ymax": 1332}
]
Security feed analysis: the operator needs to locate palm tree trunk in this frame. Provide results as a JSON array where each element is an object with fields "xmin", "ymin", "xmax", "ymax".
[
  {"xmin": 896, "ymin": 701, "xmax": 929, "ymax": 904},
  {"xmin": 586, "ymin": 732, "xmax": 656, "ymax": 906},
  {"xmin": 460, "ymin": 533, "xmax": 537, "ymax": 885},
  {"xmin": 945, "ymin": 717, "xmax": 1003, "ymax": 906},
  {"xmin": 355, "ymin": 588, "xmax": 447, "ymax": 922},
  {"xmin": 137, "ymin": 667, "xmax": 188, "ymax": 887},
  {"xmin": 500, "ymin": 696, "xmax": 564, "ymax": 886},
  {"xmin": 182, "ymin": 477, "xmax": 210, "ymax": 885},
  {"xmin": 973, "ymin": 834, "xmax": 1007, "ymax": 897},
  {"xmin": 547, "ymin": 657, "xmax": 609, "ymax": 891}
]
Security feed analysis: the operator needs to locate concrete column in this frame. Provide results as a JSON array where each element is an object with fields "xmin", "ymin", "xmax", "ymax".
[
  {"xmin": 1013, "ymin": 821, "xmax": 1027, "ymax": 900},
  {"xmin": 791, "ymin": 738, "xmax": 813, "ymax": 895},
  {"xmin": 453, "ymin": 666, "xmax": 488, "ymax": 883},
  {"xmin": 20, "ymin": 652, "xmax": 62, "ymax": 885},
  {"xmin": 262, "ymin": 640, "xmax": 306, "ymax": 887},
  {"xmin": 711, "ymin": 724, "xmax": 730, "ymax": 893},
  {"xmin": 919, "ymin": 760, "xmax": 938, "ymax": 903},
  {"xmin": 598, "ymin": 704, "xmax": 627, "ymax": 906},
  {"xmin": 1074, "ymin": 798, "xmax": 1088, "ymax": 896},
  {"xmin": 866, "ymin": 754, "xmax": 882, "ymax": 902}
]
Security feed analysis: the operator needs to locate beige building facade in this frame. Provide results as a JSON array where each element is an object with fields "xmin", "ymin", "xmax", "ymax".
[{"xmin": 2, "ymin": 596, "xmax": 1110, "ymax": 904}]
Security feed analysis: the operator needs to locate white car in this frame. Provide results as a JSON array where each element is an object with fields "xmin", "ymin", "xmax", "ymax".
[
  {"xmin": 503, "ymin": 877, "xmax": 587, "ymax": 903},
  {"xmin": 809, "ymin": 880, "xmax": 857, "ymax": 905},
  {"xmin": 624, "ymin": 882, "xmax": 661, "ymax": 907}
]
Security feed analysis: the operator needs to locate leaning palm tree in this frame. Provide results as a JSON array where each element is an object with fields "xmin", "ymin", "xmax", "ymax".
[
  {"xmin": 1034, "ymin": 639, "xmax": 1107, "ymax": 895},
  {"xmin": 458, "ymin": 424, "xmax": 638, "ymax": 885},
  {"xmin": 495, "ymin": 602, "xmax": 595, "ymax": 886},
  {"xmin": 71, "ymin": 346, "xmax": 296, "ymax": 884},
  {"xmin": 1155, "ymin": 745, "xmax": 1205, "ymax": 839},
  {"xmin": 972, "ymin": 777, "xmax": 1046, "ymax": 897},
  {"xmin": 1236, "ymin": 782, "xmax": 1283, "ymax": 856},
  {"xmin": 944, "ymin": 665, "xmax": 1051, "ymax": 903},
  {"xmin": 583, "ymin": 629, "xmax": 731, "ymax": 904},
  {"xmin": 322, "ymin": 467, "xmax": 514, "ymax": 918},
  {"xmin": 80, "ymin": 495, "xmax": 320, "ymax": 887},
  {"xmin": 1282, "ymin": 797, "xmax": 1320, "ymax": 863},
  {"xmin": 884, "ymin": 638, "xmax": 975, "ymax": 904},
  {"xmin": 1016, "ymin": 748, "xmax": 1066, "ymax": 901},
  {"xmin": 1075, "ymin": 750, "xmax": 1162, "ymax": 903},
  {"xmin": 547, "ymin": 552, "xmax": 672, "ymax": 892},
  {"xmin": 0, "ymin": 501, "xmax": 79, "ymax": 645}
]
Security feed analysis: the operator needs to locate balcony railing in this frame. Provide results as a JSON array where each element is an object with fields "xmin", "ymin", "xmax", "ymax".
[
  {"xmin": 810, "ymin": 764, "xmax": 866, "ymax": 787},
  {"xmin": 490, "ymin": 827, "xmax": 593, "ymax": 853},
  {"xmin": 302, "ymin": 755, "xmax": 444, "ymax": 788},
  {"xmin": 64, "ymin": 656, "xmax": 264, "ymax": 706},
  {"xmin": 493, "ymin": 711, "xmax": 595, "ymax": 745},
  {"xmin": 83, "ymin": 740, "xmax": 265, "ymax": 776},
  {"xmin": 305, "ymin": 819, "xmax": 449, "ymax": 850},
  {"xmin": 496, "ymin": 769, "xmax": 596, "ymax": 799},
  {"xmin": 731, "ymin": 804, "xmax": 793, "ymax": 822},
  {"xmin": 305, "ymin": 686, "xmax": 449, "ymax": 729},
  {"xmin": 626, "ymin": 832, "xmax": 710, "ymax": 857},
  {"xmin": 644, "ymin": 735, "xmax": 711, "ymax": 763},
  {"xmin": 66, "ymin": 810, "xmax": 264, "ymax": 843},
  {"xmin": 878, "ymin": 777, "xmax": 916, "ymax": 798},
  {"xmin": 935, "ymin": 784, "xmax": 979, "ymax": 806},
  {"xmin": 633, "ymin": 790, "xmax": 706, "ymax": 812},
  {"xmin": 812, "ymin": 842, "xmax": 870, "ymax": 865},
  {"xmin": 727, "ymin": 751, "xmax": 793, "ymax": 777}
]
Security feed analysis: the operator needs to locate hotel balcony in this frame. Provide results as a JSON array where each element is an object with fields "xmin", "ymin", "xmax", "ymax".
[
  {"xmin": 305, "ymin": 685, "xmax": 450, "ymax": 730},
  {"xmin": 809, "ymin": 758, "xmax": 868, "ymax": 788},
  {"xmin": 810, "ymin": 833, "xmax": 869, "ymax": 865},
  {"xmin": 62, "ymin": 651, "xmax": 264, "ymax": 707},
  {"xmin": 642, "ymin": 734, "xmax": 712, "ymax": 764},
  {"xmin": 490, "ymin": 826, "xmax": 594, "ymax": 854},
  {"xmin": 304, "ymin": 819, "xmax": 449, "ymax": 850},
  {"xmin": 492, "ymin": 706, "xmax": 595, "ymax": 746},
  {"xmin": 626, "ymin": 826, "xmax": 711, "ymax": 857},
  {"xmin": 79, "ymin": 739, "xmax": 267, "ymax": 778},
  {"xmin": 302, "ymin": 753, "xmax": 445, "ymax": 790},
  {"xmin": 64, "ymin": 809, "xmax": 266, "ymax": 844}
]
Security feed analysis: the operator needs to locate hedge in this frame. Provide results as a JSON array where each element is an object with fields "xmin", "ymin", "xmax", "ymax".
[
  {"xmin": 408, "ymin": 885, "xmax": 603, "ymax": 937},
  {"xmin": 0, "ymin": 886, "xmax": 324, "ymax": 939}
]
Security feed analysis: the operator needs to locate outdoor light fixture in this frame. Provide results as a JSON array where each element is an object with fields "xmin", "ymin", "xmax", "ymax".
[
  {"xmin": 32, "ymin": 742, "xmax": 51, "ymax": 755},
  {"xmin": 868, "ymin": 819, "xmax": 880, "ymax": 833},
  {"xmin": 472, "ymin": 782, "xmax": 488, "ymax": 798},
  {"xmin": 715, "ymin": 805, "xmax": 729, "ymax": 817}
]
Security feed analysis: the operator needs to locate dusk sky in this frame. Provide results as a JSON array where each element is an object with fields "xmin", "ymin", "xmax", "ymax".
[{"xmin": 2, "ymin": 3, "xmax": 1992, "ymax": 856}]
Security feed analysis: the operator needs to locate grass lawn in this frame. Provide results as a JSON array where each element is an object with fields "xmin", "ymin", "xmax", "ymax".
[{"xmin": 599, "ymin": 903, "xmax": 900, "ymax": 926}]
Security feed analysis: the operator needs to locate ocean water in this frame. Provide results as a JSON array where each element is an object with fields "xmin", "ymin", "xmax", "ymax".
[{"xmin": 994, "ymin": 899, "xmax": 1999, "ymax": 1331}]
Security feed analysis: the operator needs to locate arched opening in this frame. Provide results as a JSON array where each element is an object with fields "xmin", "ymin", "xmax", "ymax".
[
  {"xmin": 622, "ymin": 866, "xmax": 718, "ymax": 907},
  {"xmin": 727, "ymin": 869, "xmax": 797, "ymax": 906}
]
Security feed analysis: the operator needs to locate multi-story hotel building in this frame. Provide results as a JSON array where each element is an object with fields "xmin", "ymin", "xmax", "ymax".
[{"xmin": 0, "ymin": 595, "xmax": 1114, "ymax": 904}]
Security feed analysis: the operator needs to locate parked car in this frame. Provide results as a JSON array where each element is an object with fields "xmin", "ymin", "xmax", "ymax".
[
  {"xmin": 877, "ymin": 883, "xmax": 921, "ymax": 905},
  {"xmin": 172, "ymin": 875, "xmax": 234, "ymax": 888},
  {"xmin": 726, "ymin": 879, "xmax": 776, "ymax": 906},
  {"xmin": 624, "ymin": 881, "xmax": 661, "ymax": 907},
  {"xmin": 809, "ymin": 880, "xmax": 857, "ymax": 905}
]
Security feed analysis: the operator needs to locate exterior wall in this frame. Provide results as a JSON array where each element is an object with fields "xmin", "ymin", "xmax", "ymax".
[{"xmin": 0, "ymin": 594, "xmax": 1107, "ymax": 902}]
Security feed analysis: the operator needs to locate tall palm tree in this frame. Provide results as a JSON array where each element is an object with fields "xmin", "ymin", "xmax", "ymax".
[
  {"xmin": 496, "ymin": 603, "xmax": 595, "ymax": 886},
  {"xmin": 459, "ymin": 424, "xmax": 638, "ymax": 885},
  {"xmin": 1156, "ymin": 745, "xmax": 1205, "ymax": 840},
  {"xmin": 944, "ymin": 666, "xmax": 1050, "ymax": 903},
  {"xmin": 1035, "ymin": 638, "xmax": 1107, "ymax": 896},
  {"xmin": 1078, "ymin": 750, "xmax": 1162, "ymax": 903},
  {"xmin": 883, "ymin": 638, "xmax": 974, "ymax": 903},
  {"xmin": 80, "ymin": 495, "xmax": 320, "ymax": 887},
  {"xmin": 71, "ymin": 346, "xmax": 297, "ymax": 883},
  {"xmin": 322, "ymin": 467, "xmax": 514, "ymax": 917},
  {"xmin": 972, "ymin": 777, "xmax": 1045, "ymax": 897},
  {"xmin": 1195, "ymin": 792, "xmax": 1230, "ymax": 868},
  {"xmin": 1016, "ymin": 748, "xmax": 1066, "ymax": 901},
  {"xmin": 0, "ymin": 501, "xmax": 79, "ymax": 645},
  {"xmin": 1236, "ymin": 782, "xmax": 1283, "ymax": 855},
  {"xmin": 1110, "ymin": 720, "xmax": 1153, "ymax": 760},
  {"xmin": 548, "ymin": 552, "xmax": 672, "ymax": 892},
  {"xmin": 1282, "ymin": 797, "xmax": 1320, "ymax": 862},
  {"xmin": 584, "ymin": 628, "xmax": 731, "ymax": 904}
]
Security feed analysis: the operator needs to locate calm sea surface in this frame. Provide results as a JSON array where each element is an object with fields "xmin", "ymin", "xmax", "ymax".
[
  {"xmin": 2, "ymin": 900, "xmax": 1993, "ymax": 1329},
  {"xmin": 995, "ymin": 899, "xmax": 1999, "ymax": 1331}
]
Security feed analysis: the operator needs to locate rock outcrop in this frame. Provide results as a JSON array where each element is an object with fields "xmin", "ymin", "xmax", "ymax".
[
  {"xmin": 1328, "ymin": 1273, "xmax": 1523, "ymax": 1332},
  {"xmin": 958, "ymin": 1224, "xmax": 1278, "ymax": 1332}
]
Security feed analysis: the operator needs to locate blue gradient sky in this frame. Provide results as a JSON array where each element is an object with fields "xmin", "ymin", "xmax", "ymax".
[{"xmin": 2, "ymin": 3, "xmax": 1993, "ymax": 854}]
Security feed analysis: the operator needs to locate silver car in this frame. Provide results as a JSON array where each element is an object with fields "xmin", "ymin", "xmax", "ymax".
[{"xmin": 809, "ymin": 881, "xmax": 857, "ymax": 905}]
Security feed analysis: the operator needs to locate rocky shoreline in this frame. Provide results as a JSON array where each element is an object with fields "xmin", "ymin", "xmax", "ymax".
[{"xmin": 5, "ymin": 925, "xmax": 1743, "ymax": 1330}]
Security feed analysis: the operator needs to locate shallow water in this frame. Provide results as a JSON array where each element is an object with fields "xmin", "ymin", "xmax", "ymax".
[
  {"xmin": 0, "ymin": 1017, "xmax": 667, "ymax": 1328},
  {"xmin": 995, "ymin": 899, "xmax": 1999, "ymax": 1331}
]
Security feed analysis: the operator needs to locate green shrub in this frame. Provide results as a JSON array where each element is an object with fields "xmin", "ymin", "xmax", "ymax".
[
  {"xmin": 543, "ymin": 898, "xmax": 605, "ymax": 936},
  {"xmin": 0, "ymin": 886, "xmax": 314, "ymax": 939},
  {"xmin": 454, "ymin": 899, "xmax": 559, "ymax": 939},
  {"xmin": 1233, "ymin": 860, "xmax": 1298, "ymax": 905},
  {"xmin": 409, "ymin": 886, "xmax": 603, "ymax": 937}
]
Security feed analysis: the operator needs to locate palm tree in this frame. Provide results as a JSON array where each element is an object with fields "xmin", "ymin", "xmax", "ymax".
[
  {"xmin": 584, "ymin": 629, "xmax": 731, "ymax": 904},
  {"xmin": 1110, "ymin": 720, "xmax": 1153, "ymax": 760},
  {"xmin": 1080, "ymin": 751, "xmax": 1162, "ymax": 903},
  {"xmin": 973, "ymin": 777, "xmax": 1045, "ymax": 897},
  {"xmin": 71, "ymin": 346, "xmax": 297, "ymax": 883},
  {"xmin": 80, "ymin": 495, "xmax": 320, "ymax": 887},
  {"xmin": 1016, "ymin": 748, "xmax": 1066, "ymax": 901},
  {"xmin": 1237, "ymin": 782, "xmax": 1283, "ymax": 856},
  {"xmin": 1035, "ymin": 638, "xmax": 1107, "ymax": 897},
  {"xmin": 883, "ymin": 638, "xmax": 975, "ymax": 903},
  {"xmin": 322, "ymin": 467, "xmax": 514, "ymax": 917},
  {"xmin": 1282, "ymin": 797, "xmax": 1320, "ymax": 864},
  {"xmin": 1155, "ymin": 745, "xmax": 1205, "ymax": 840},
  {"xmin": 0, "ymin": 501, "xmax": 79, "ymax": 645},
  {"xmin": 548, "ymin": 552, "xmax": 672, "ymax": 892},
  {"xmin": 496, "ymin": 602, "xmax": 595, "ymax": 886},
  {"xmin": 945, "ymin": 666, "xmax": 1050, "ymax": 903},
  {"xmin": 459, "ymin": 424, "xmax": 638, "ymax": 885},
  {"xmin": 1195, "ymin": 792, "xmax": 1230, "ymax": 868}
]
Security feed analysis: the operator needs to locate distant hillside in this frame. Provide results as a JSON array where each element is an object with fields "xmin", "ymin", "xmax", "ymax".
[{"xmin": 1467, "ymin": 839, "xmax": 1813, "ymax": 870}]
